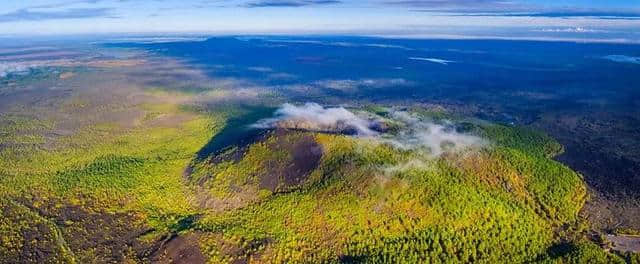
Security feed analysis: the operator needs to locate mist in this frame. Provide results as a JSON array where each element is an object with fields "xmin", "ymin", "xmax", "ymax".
[
  {"xmin": 253, "ymin": 103, "xmax": 486, "ymax": 157},
  {"xmin": 382, "ymin": 111, "xmax": 486, "ymax": 156},
  {"xmin": 252, "ymin": 103, "xmax": 379, "ymax": 136},
  {"xmin": 0, "ymin": 62, "xmax": 39, "ymax": 78}
]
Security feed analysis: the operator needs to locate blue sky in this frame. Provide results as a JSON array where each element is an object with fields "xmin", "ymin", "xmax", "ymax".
[{"xmin": 0, "ymin": 0, "xmax": 639, "ymax": 42}]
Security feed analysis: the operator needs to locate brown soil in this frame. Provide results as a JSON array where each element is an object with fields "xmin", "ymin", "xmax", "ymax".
[
  {"xmin": 203, "ymin": 233, "xmax": 273, "ymax": 264},
  {"xmin": 258, "ymin": 130, "xmax": 324, "ymax": 192},
  {"xmin": 606, "ymin": 234, "xmax": 640, "ymax": 253},
  {"xmin": 284, "ymin": 133, "xmax": 324, "ymax": 186},
  {"xmin": 195, "ymin": 129, "xmax": 323, "ymax": 192},
  {"xmin": 9, "ymin": 196, "xmax": 208, "ymax": 263},
  {"xmin": 1, "ymin": 199, "xmax": 70, "ymax": 263},
  {"xmin": 193, "ymin": 184, "xmax": 262, "ymax": 213},
  {"xmin": 13, "ymin": 196, "xmax": 153, "ymax": 263},
  {"xmin": 188, "ymin": 130, "xmax": 324, "ymax": 212},
  {"xmin": 580, "ymin": 190, "xmax": 640, "ymax": 233},
  {"xmin": 150, "ymin": 233, "xmax": 206, "ymax": 264}
]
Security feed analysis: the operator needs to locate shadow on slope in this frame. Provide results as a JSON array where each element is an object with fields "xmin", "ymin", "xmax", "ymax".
[{"xmin": 195, "ymin": 105, "xmax": 275, "ymax": 161}]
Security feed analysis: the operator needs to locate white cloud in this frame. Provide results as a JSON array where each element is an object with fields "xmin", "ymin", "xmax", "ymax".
[
  {"xmin": 409, "ymin": 57, "xmax": 455, "ymax": 65},
  {"xmin": 0, "ymin": 62, "xmax": 40, "ymax": 78},
  {"xmin": 602, "ymin": 55, "xmax": 640, "ymax": 65},
  {"xmin": 532, "ymin": 27, "xmax": 609, "ymax": 33},
  {"xmin": 252, "ymin": 102, "xmax": 379, "ymax": 136},
  {"xmin": 364, "ymin": 43, "xmax": 413, "ymax": 50},
  {"xmin": 247, "ymin": 66, "xmax": 273, "ymax": 72},
  {"xmin": 381, "ymin": 111, "xmax": 486, "ymax": 156},
  {"xmin": 253, "ymin": 103, "xmax": 486, "ymax": 157},
  {"xmin": 99, "ymin": 37, "xmax": 208, "ymax": 44}
]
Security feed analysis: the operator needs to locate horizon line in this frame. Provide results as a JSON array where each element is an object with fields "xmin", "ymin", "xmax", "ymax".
[{"xmin": 1, "ymin": 31, "xmax": 639, "ymax": 45}]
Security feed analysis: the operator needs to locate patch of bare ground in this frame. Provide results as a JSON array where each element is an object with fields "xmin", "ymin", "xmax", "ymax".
[
  {"xmin": 202, "ymin": 233, "xmax": 273, "ymax": 264},
  {"xmin": 187, "ymin": 130, "xmax": 324, "ymax": 212},
  {"xmin": 186, "ymin": 132, "xmax": 270, "ymax": 212},
  {"xmin": 1, "ymin": 199, "xmax": 73, "ymax": 263},
  {"xmin": 149, "ymin": 233, "xmax": 206, "ymax": 264},
  {"xmin": 606, "ymin": 234, "xmax": 640, "ymax": 253},
  {"xmin": 580, "ymin": 190, "xmax": 640, "ymax": 233},
  {"xmin": 258, "ymin": 130, "xmax": 324, "ymax": 192},
  {"xmin": 13, "ymin": 196, "xmax": 153, "ymax": 263},
  {"xmin": 194, "ymin": 184, "xmax": 263, "ymax": 213}
]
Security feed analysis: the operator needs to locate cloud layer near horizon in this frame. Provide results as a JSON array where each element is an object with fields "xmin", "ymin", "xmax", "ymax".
[
  {"xmin": 244, "ymin": 0, "xmax": 341, "ymax": 8},
  {"xmin": 0, "ymin": 8, "xmax": 113, "ymax": 22},
  {"xmin": 1, "ymin": 0, "xmax": 639, "ymax": 41}
]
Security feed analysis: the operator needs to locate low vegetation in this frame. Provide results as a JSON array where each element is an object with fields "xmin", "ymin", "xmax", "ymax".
[
  {"xmin": 185, "ymin": 120, "xmax": 603, "ymax": 263},
  {"xmin": 0, "ymin": 92, "xmax": 223, "ymax": 262},
  {"xmin": 0, "ymin": 78, "xmax": 628, "ymax": 263}
]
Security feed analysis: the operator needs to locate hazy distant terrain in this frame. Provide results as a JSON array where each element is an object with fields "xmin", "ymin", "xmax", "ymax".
[{"xmin": 1, "ymin": 36, "xmax": 639, "ymax": 263}]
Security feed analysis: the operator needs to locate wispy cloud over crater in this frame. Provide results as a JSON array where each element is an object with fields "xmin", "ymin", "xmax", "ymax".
[{"xmin": 253, "ymin": 103, "xmax": 487, "ymax": 157}]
